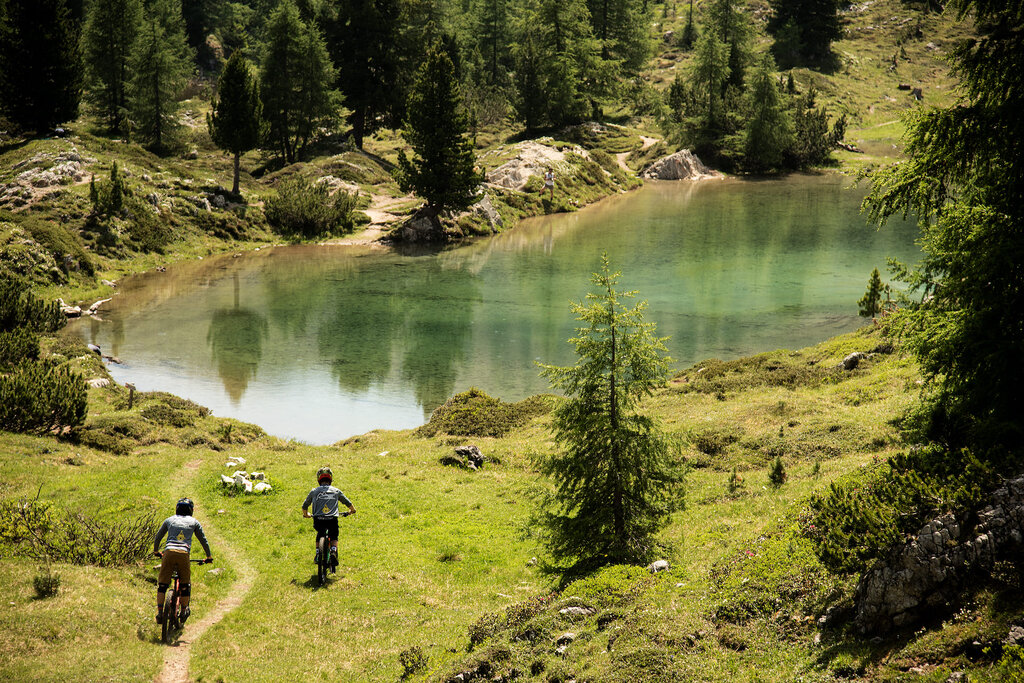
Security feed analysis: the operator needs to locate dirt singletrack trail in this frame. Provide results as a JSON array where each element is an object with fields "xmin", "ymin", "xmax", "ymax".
[{"xmin": 155, "ymin": 460, "xmax": 257, "ymax": 683}]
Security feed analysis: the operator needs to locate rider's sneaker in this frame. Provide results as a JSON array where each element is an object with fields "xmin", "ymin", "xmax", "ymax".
[
  {"xmin": 156, "ymin": 611, "xmax": 163, "ymax": 624},
  {"xmin": 330, "ymin": 549, "xmax": 338, "ymax": 567},
  {"xmin": 179, "ymin": 607, "xmax": 190, "ymax": 625},
  {"xmin": 314, "ymin": 548, "xmax": 321, "ymax": 564}
]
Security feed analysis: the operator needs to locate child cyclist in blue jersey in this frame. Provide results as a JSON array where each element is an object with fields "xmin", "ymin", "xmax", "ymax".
[{"xmin": 302, "ymin": 467, "xmax": 356, "ymax": 568}]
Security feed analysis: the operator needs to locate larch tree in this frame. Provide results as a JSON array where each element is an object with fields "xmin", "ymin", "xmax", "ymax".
[
  {"xmin": 0, "ymin": 0, "xmax": 82, "ymax": 133},
  {"xmin": 82, "ymin": 0, "xmax": 142, "ymax": 133},
  {"xmin": 706, "ymin": 0, "xmax": 754, "ymax": 90},
  {"xmin": 395, "ymin": 40, "xmax": 482, "ymax": 216},
  {"xmin": 208, "ymin": 52, "xmax": 263, "ymax": 196},
  {"xmin": 260, "ymin": 0, "xmax": 338, "ymax": 163},
  {"xmin": 866, "ymin": 0, "xmax": 1024, "ymax": 452},
  {"xmin": 768, "ymin": 0, "xmax": 841, "ymax": 67},
  {"xmin": 743, "ymin": 53, "xmax": 791, "ymax": 172},
  {"xmin": 128, "ymin": 0, "xmax": 194, "ymax": 151},
  {"xmin": 535, "ymin": 255, "xmax": 684, "ymax": 566}
]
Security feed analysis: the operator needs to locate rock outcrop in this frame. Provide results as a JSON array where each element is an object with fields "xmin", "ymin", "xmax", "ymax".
[
  {"xmin": 484, "ymin": 141, "xmax": 580, "ymax": 191},
  {"xmin": 640, "ymin": 150, "xmax": 720, "ymax": 181},
  {"xmin": 854, "ymin": 475, "xmax": 1024, "ymax": 634}
]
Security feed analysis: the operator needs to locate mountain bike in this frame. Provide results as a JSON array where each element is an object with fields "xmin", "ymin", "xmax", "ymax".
[
  {"xmin": 157, "ymin": 556, "xmax": 213, "ymax": 644},
  {"xmin": 314, "ymin": 511, "xmax": 351, "ymax": 587}
]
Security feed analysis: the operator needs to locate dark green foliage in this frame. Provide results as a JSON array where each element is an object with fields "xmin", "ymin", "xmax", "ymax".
[
  {"xmin": 0, "ymin": 499, "xmax": 157, "ymax": 566},
  {"xmin": 264, "ymin": 175, "xmax": 358, "ymax": 239},
  {"xmin": 803, "ymin": 446, "xmax": 997, "ymax": 574},
  {"xmin": 0, "ymin": 0, "xmax": 82, "ymax": 132},
  {"xmin": 768, "ymin": 0, "xmax": 841, "ymax": 68},
  {"xmin": 0, "ymin": 273, "xmax": 64, "ymax": 334},
  {"xmin": 140, "ymin": 403, "xmax": 195, "ymax": 427},
  {"xmin": 767, "ymin": 456, "xmax": 787, "ymax": 488},
  {"xmin": 33, "ymin": 565, "xmax": 61, "ymax": 598},
  {"xmin": 786, "ymin": 88, "xmax": 844, "ymax": 168},
  {"xmin": 865, "ymin": 0, "xmax": 1024, "ymax": 452},
  {"xmin": 858, "ymin": 268, "xmax": 884, "ymax": 318},
  {"xmin": 396, "ymin": 41, "xmax": 483, "ymax": 215},
  {"xmin": 8, "ymin": 210, "xmax": 94, "ymax": 278},
  {"xmin": 586, "ymin": 0, "xmax": 650, "ymax": 76},
  {"xmin": 706, "ymin": 0, "xmax": 754, "ymax": 90},
  {"xmin": 208, "ymin": 52, "xmax": 263, "ymax": 195},
  {"xmin": 743, "ymin": 54, "xmax": 791, "ymax": 172},
  {"xmin": 0, "ymin": 327, "xmax": 40, "ymax": 368},
  {"xmin": 675, "ymin": 354, "xmax": 834, "ymax": 396},
  {"xmin": 536, "ymin": 256, "xmax": 684, "ymax": 565},
  {"xmin": 128, "ymin": 0, "xmax": 194, "ymax": 151},
  {"xmin": 727, "ymin": 467, "xmax": 744, "ymax": 495},
  {"xmin": 0, "ymin": 361, "xmax": 87, "ymax": 435},
  {"xmin": 82, "ymin": 0, "xmax": 141, "ymax": 132},
  {"xmin": 325, "ymin": 0, "xmax": 400, "ymax": 149},
  {"xmin": 416, "ymin": 388, "xmax": 552, "ymax": 438},
  {"xmin": 260, "ymin": 0, "xmax": 338, "ymax": 163},
  {"xmin": 693, "ymin": 427, "xmax": 740, "ymax": 456},
  {"xmin": 398, "ymin": 645, "xmax": 428, "ymax": 679}
]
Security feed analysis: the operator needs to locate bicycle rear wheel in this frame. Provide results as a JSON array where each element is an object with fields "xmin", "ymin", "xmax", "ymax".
[
  {"xmin": 161, "ymin": 588, "xmax": 176, "ymax": 643},
  {"xmin": 317, "ymin": 535, "xmax": 329, "ymax": 586}
]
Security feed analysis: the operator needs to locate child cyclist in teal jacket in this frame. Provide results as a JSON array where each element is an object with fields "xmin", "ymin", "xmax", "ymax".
[{"xmin": 302, "ymin": 467, "xmax": 356, "ymax": 567}]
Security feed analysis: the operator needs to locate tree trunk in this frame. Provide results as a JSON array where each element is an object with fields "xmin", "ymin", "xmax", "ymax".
[
  {"xmin": 352, "ymin": 106, "xmax": 365, "ymax": 149},
  {"xmin": 232, "ymin": 151, "xmax": 240, "ymax": 195}
]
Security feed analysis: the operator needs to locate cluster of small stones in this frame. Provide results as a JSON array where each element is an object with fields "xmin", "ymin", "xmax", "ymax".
[
  {"xmin": 440, "ymin": 445, "xmax": 486, "ymax": 470},
  {"xmin": 854, "ymin": 475, "xmax": 1024, "ymax": 633},
  {"xmin": 0, "ymin": 146, "xmax": 95, "ymax": 207},
  {"xmin": 218, "ymin": 456, "xmax": 272, "ymax": 493}
]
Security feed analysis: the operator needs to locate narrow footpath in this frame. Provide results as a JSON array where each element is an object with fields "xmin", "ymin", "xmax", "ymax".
[{"xmin": 155, "ymin": 460, "xmax": 257, "ymax": 683}]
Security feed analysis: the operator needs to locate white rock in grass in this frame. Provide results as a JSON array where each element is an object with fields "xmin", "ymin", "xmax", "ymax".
[
  {"xmin": 233, "ymin": 456, "xmax": 246, "ymax": 465},
  {"xmin": 86, "ymin": 378, "xmax": 110, "ymax": 388},
  {"xmin": 647, "ymin": 559, "xmax": 670, "ymax": 573},
  {"xmin": 243, "ymin": 479, "xmax": 253, "ymax": 493},
  {"xmin": 253, "ymin": 482, "xmax": 272, "ymax": 493},
  {"xmin": 233, "ymin": 472, "xmax": 247, "ymax": 486},
  {"xmin": 250, "ymin": 472, "xmax": 265, "ymax": 481},
  {"xmin": 220, "ymin": 474, "xmax": 234, "ymax": 485}
]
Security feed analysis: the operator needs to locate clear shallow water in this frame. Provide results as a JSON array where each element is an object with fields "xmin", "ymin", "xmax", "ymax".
[{"xmin": 69, "ymin": 174, "xmax": 919, "ymax": 444}]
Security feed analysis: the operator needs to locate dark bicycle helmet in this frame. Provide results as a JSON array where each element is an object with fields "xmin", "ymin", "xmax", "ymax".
[
  {"xmin": 176, "ymin": 498, "xmax": 194, "ymax": 516},
  {"xmin": 317, "ymin": 467, "xmax": 333, "ymax": 485}
]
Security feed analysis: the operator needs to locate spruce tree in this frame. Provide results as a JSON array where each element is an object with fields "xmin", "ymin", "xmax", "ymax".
[
  {"xmin": 128, "ymin": 0, "xmax": 194, "ymax": 151},
  {"xmin": 586, "ymin": 0, "xmax": 650, "ymax": 76},
  {"xmin": 536, "ymin": 255, "xmax": 684, "ymax": 565},
  {"xmin": 260, "ymin": 0, "xmax": 338, "ymax": 163},
  {"xmin": 325, "ymin": 0, "xmax": 400, "ymax": 149},
  {"xmin": 866, "ymin": 0, "xmax": 1024, "ymax": 451},
  {"xmin": 706, "ymin": 0, "xmax": 753, "ymax": 90},
  {"xmin": 208, "ymin": 52, "xmax": 263, "ymax": 195},
  {"xmin": 858, "ymin": 268, "xmax": 883, "ymax": 318},
  {"xmin": 82, "ymin": 0, "xmax": 142, "ymax": 132},
  {"xmin": 0, "ymin": 0, "xmax": 82, "ymax": 133},
  {"xmin": 768, "ymin": 0, "xmax": 841, "ymax": 67},
  {"xmin": 472, "ymin": 0, "xmax": 510, "ymax": 85},
  {"xmin": 743, "ymin": 53, "xmax": 791, "ymax": 172},
  {"xmin": 396, "ymin": 40, "xmax": 482, "ymax": 216},
  {"xmin": 690, "ymin": 29, "xmax": 731, "ymax": 151}
]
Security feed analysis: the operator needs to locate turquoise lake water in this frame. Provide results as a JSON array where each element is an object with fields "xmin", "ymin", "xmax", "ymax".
[{"xmin": 69, "ymin": 174, "xmax": 919, "ymax": 443}]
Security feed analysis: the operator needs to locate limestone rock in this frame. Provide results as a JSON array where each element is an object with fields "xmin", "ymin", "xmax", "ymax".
[
  {"xmin": 842, "ymin": 352, "xmax": 866, "ymax": 370},
  {"xmin": 647, "ymin": 559, "xmax": 670, "ymax": 573},
  {"xmin": 854, "ymin": 475, "xmax": 1024, "ymax": 634},
  {"xmin": 253, "ymin": 481, "xmax": 272, "ymax": 493},
  {"xmin": 555, "ymin": 632, "xmax": 576, "ymax": 646},
  {"xmin": 469, "ymin": 194, "xmax": 504, "ymax": 233},
  {"xmin": 640, "ymin": 150, "xmax": 720, "ymax": 181},
  {"xmin": 559, "ymin": 606, "xmax": 596, "ymax": 617},
  {"xmin": 485, "ymin": 140, "xmax": 576, "ymax": 191},
  {"xmin": 454, "ymin": 445, "xmax": 484, "ymax": 470},
  {"xmin": 86, "ymin": 378, "xmax": 110, "ymax": 388},
  {"xmin": 220, "ymin": 474, "xmax": 234, "ymax": 485}
]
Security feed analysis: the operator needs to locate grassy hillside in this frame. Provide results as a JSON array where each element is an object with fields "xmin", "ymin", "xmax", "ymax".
[{"xmin": 10, "ymin": 326, "xmax": 1019, "ymax": 682}]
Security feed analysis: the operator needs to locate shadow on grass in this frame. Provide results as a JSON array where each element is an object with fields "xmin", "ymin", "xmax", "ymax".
[{"xmin": 292, "ymin": 574, "xmax": 332, "ymax": 590}]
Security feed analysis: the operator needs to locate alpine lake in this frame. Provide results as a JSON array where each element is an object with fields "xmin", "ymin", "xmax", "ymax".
[{"xmin": 68, "ymin": 174, "xmax": 920, "ymax": 444}]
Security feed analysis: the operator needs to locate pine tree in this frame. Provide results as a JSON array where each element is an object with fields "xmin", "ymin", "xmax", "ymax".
[
  {"xmin": 768, "ymin": 0, "xmax": 841, "ymax": 67},
  {"xmin": 396, "ymin": 40, "xmax": 482, "ymax": 216},
  {"xmin": 690, "ymin": 29, "xmax": 730, "ymax": 150},
  {"xmin": 208, "ymin": 52, "xmax": 263, "ymax": 195},
  {"xmin": 128, "ymin": 0, "xmax": 194, "ymax": 151},
  {"xmin": 472, "ymin": 0, "xmax": 511, "ymax": 85},
  {"xmin": 535, "ymin": 255, "xmax": 684, "ymax": 565},
  {"xmin": 706, "ymin": 0, "xmax": 754, "ymax": 90},
  {"xmin": 0, "ymin": 0, "xmax": 82, "ymax": 132},
  {"xmin": 260, "ymin": 0, "xmax": 338, "ymax": 163},
  {"xmin": 586, "ymin": 0, "xmax": 650, "ymax": 76},
  {"xmin": 325, "ymin": 0, "xmax": 400, "ymax": 149},
  {"xmin": 82, "ymin": 0, "xmax": 142, "ymax": 132},
  {"xmin": 743, "ymin": 53, "xmax": 791, "ymax": 172},
  {"xmin": 858, "ymin": 268, "xmax": 883, "ymax": 318},
  {"xmin": 866, "ymin": 0, "xmax": 1024, "ymax": 451}
]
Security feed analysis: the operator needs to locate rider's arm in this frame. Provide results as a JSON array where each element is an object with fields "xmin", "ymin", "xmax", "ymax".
[
  {"xmin": 194, "ymin": 521, "xmax": 212, "ymax": 559},
  {"xmin": 302, "ymin": 489, "xmax": 314, "ymax": 517},
  {"xmin": 153, "ymin": 519, "xmax": 169, "ymax": 554}
]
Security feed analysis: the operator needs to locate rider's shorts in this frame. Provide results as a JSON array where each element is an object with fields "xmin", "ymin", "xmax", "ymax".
[
  {"xmin": 313, "ymin": 516, "xmax": 339, "ymax": 541},
  {"xmin": 158, "ymin": 549, "xmax": 191, "ymax": 585}
]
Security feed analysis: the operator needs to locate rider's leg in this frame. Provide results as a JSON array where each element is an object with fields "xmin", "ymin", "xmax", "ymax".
[
  {"xmin": 179, "ymin": 583, "xmax": 191, "ymax": 610},
  {"xmin": 156, "ymin": 583, "xmax": 169, "ymax": 621}
]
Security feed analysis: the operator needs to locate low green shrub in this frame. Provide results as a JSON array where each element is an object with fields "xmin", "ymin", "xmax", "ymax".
[
  {"xmin": 468, "ymin": 593, "xmax": 556, "ymax": 648},
  {"xmin": 0, "ymin": 327, "xmax": 40, "ymax": 367},
  {"xmin": 676, "ymin": 354, "xmax": 834, "ymax": 395},
  {"xmin": 140, "ymin": 403, "xmax": 195, "ymax": 427},
  {"xmin": 802, "ymin": 445, "xmax": 998, "ymax": 575},
  {"xmin": 75, "ymin": 428, "xmax": 133, "ymax": 455},
  {"xmin": 0, "ymin": 361, "xmax": 86, "ymax": 435},
  {"xmin": 562, "ymin": 564, "xmax": 652, "ymax": 609},
  {"xmin": 693, "ymin": 427, "xmax": 740, "ymax": 456},
  {"xmin": 417, "ymin": 388, "xmax": 552, "ymax": 438},
  {"xmin": 5, "ymin": 210, "xmax": 94, "ymax": 276},
  {"xmin": 33, "ymin": 565, "xmax": 61, "ymax": 598},
  {"xmin": 0, "ymin": 499, "xmax": 157, "ymax": 566},
  {"xmin": 0, "ymin": 272, "xmax": 65, "ymax": 333},
  {"xmin": 398, "ymin": 645, "xmax": 428, "ymax": 679},
  {"xmin": 768, "ymin": 456, "xmax": 787, "ymax": 488},
  {"xmin": 265, "ymin": 175, "xmax": 358, "ymax": 239}
]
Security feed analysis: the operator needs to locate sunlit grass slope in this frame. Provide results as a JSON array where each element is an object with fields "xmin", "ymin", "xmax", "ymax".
[{"xmin": 1, "ymin": 325, "xmax": 935, "ymax": 681}]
